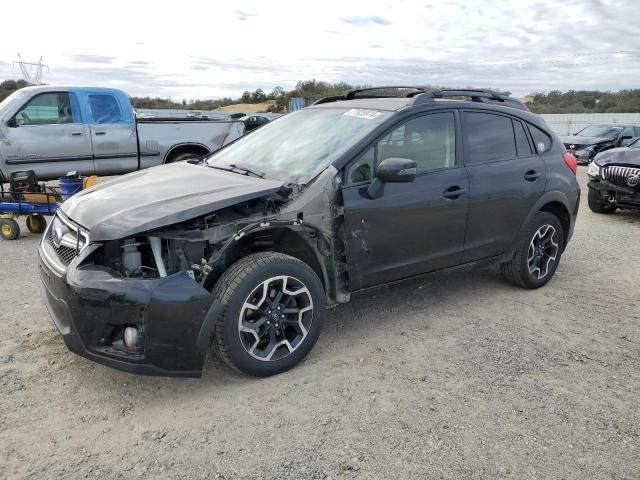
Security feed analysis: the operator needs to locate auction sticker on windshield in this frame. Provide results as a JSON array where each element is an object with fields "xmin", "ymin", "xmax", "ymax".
[{"xmin": 343, "ymin": 109, "xmax": 383, "ymax": 120}]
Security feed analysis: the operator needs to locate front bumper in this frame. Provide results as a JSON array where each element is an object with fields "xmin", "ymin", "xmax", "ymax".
[
  {"xmin": 38, "ymin": 243, "xmax": 222, "ymax": 377},
  {"xmin": 588, "ymin": 178, "xmax": 640, "ymax": 208}
]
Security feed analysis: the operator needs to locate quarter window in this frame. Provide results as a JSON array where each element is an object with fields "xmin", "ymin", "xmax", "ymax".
[
  {"xmin": 528, "ymin": 124, "xmax": 552, "ymax": 154},
  {"xmin": 88, "ymin": 94, "xmax": 123, "ymax": 124},
  {"xmin": 464, "ymin": 112, "xmax": 516, "ymax": 163},
  {"xmin": 14, "ymin": 92, "xmax": 75, "ymax": 126}
]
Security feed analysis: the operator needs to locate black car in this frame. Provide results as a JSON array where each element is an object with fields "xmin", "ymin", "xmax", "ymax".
[
  {"xmin": 587, "ymin": 137, "xmax": 640, "ymax": 213},
  {"xmin": 38, "ymin": 87, "xmax": 580, "ymax": 378},
  {"xmin": 562, "ymin": 124, "xmax": 640, "ymax": 164}
]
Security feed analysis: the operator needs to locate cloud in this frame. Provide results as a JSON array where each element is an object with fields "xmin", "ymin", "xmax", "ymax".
[
  {"xmin": 234, "ymin": 10, "xmax": 256, "ymax": 21},
  {"xmin": 69, "ymin": 54, "xmax": 116, "ymax": 64},
  {"xmin": 339, "ymin": 16, "xmax": 391, "ymax": 26}
]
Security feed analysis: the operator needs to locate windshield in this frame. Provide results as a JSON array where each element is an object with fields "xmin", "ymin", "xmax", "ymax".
[
  {"xmin": 206, "ymin": 108, "xmax": 391, "ymax": 183},
  {"xmin": 0, "ymin": 89, "xmax": 29, "ymax": 119},
  {"xmin": 575, "ymin": 125, "xmax": 622, "ymax": 138}
]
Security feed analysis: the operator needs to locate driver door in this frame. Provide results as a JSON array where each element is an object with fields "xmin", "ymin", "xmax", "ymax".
[
  {"xmin": 3, "ymin": 91, "xmax": 94, "ymax": 179},
  {"xmin": 341, "ymin": 111, "xmax": 469, "ymax": 290}
]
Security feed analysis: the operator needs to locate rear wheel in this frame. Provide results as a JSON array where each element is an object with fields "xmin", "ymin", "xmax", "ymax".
[
  {"xmin": 26, "ymin": 214, "xmax": 47, "ymax": 234},
  {"xmin": 0, "ymin": 218, "xmax": 20, "ymax": 240},
  {"xmin": 212, "ymin": 252, "xmax": 325, "ymax": 377},
  {"xmin": 501, "ymin": 212, "xmax": 564, "ymax": 289},
  {"xmin": 588, "ymin": 187, "xmax": 617, "ymax": 214}
]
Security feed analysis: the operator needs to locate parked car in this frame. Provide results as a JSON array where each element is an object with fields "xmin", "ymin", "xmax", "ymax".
[
  {"xmin": 0, "ymin": 86, "xmax": 244, "ymax": 181},
  {"xmin": 562, "ymin": 124, "xmax": 640, "ymax": 164},
  {"xmin": 38, "ymin": 87, "xmax": 580, "ymax": 378},
  {"xmin": 586, "ymin": 137, "xmax": 640, "ymax": 213},
  {"xmin": 240, "ymin": 113, "xmax": 283, "ymax": 132}
]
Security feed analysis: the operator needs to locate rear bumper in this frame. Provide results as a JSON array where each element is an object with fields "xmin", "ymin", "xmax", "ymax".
[{"xmin": 38, "ymin": 246, "xmax": 222, "ymax": 377}]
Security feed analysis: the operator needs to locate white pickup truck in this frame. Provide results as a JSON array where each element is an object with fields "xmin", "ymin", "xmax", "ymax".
[{"xmin": 0, "ymin": 86, "xmax": 245, "ymax": 181}]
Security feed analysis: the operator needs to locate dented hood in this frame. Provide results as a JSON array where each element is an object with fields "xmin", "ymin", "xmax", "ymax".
[
  {"xmin": 61, "ymin": 162, "xmax": 283, "ymax": 241},
  {"xmin": 594, "ymin": 147, "xmax": 640, "ymax": 168},
  {"xmin": 562, "ymin": 135, "xmax": 612, "ymax": 147}
]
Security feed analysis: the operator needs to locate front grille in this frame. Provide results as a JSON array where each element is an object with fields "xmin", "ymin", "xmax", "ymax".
[
  {"xmin": 43, "ymin": 213, "xmax": 89, "ymax": 270},
  {"xmin": 47, "ymin": 227, "xmax": 78, "ymax": 265},
  {"xmin": 602, "ymin": 165, "xmax": 640, "ymax": 189}
]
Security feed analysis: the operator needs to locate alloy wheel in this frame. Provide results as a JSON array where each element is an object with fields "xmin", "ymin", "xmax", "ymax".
[
  {"xmin": 527, "ymin": 224, "xmax": 559, "ymax": 280},
  {"xmin": 238, "ymin": 275, "xmax": 314, "ymax": 361}
]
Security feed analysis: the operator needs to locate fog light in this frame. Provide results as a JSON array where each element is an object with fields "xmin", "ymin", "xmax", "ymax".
[{"xmin": 123, "ymin": 327, "xmax": 140, "ymax": 348}]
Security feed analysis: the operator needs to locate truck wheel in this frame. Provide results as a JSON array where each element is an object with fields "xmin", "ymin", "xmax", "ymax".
[
  {"xmin": 167, "ymin": 152, "xmax": 202, "ymax": 163},
  {"xmin": 0, "ymin": 218, "xmax": 20, "ymax": 240},
  {"xmin": 26, "ymin": 214, "xmax": 47, "ymax": 234},
  {"xmin": 587, "ymin": 187, "xmax": 617, "ymax": 214},
  {"xmin": 212, "ymin": 252, "xmax": 325, "ymax": 377},
  {"xmin": 501, "ymin": 212, "xmax": 564, "ymax": 289}
]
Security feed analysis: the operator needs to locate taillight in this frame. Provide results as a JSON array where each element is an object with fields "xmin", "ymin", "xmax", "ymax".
[{"xmin": 563, "ymin": 152, "xmax": 577, "ymax": 175}]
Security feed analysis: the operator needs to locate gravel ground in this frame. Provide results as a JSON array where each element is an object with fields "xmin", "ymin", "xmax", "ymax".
[{"xmin": 1, "ymin": 168, "xmax": 639, "ymax": 479}]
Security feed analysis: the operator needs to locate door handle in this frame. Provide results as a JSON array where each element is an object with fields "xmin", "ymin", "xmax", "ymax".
[
  {"xmin": 524, "ymin": 170, "xmax": 541, "ymax": 181},
  {"xmin": 71, "ymin": 132, "xmax": 83, "ymax": 136},
  {"xmin": 442, "ymin": 186, "xmax": 466, "ymax": 199},
  {"xmin": 94, "ymin": 131, "xmax": 106, "ymax": 136}
]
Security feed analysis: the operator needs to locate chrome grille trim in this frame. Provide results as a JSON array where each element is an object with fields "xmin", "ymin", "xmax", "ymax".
[
  {"xmin": 41, "ymin": 212, "xmax": 90, "ymax": 273},
  {"xmin": 602, "ymin": 165, "xmax": 640, "ymax": 188}
]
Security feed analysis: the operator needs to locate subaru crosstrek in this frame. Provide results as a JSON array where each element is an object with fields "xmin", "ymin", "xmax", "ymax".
[{"xmin": 38, "ymin": 87, "xmax": 580, "ymax": 377}]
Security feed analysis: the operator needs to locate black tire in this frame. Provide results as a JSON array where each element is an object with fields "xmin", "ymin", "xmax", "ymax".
[
  {"xmin": 501, "ymin": 211, "xmax": 564, "ymax": 289},
  {"xmin": 212, "ymin": 252, "xmax": 325, "ymax": 377},
  {"xmin": 0, "ymin": 218, "xmax": 20, "ymax": 240},
  {"xmin": 587, "ymin": 187, "xmax": 617, "ymax": 214},
  {"xmin": 167, "ymin": 152, "xmax": 202, "ymax": 163},
  {"xmin": 26, "ymin": 214, "xmax": 47, "ymax": 234}
]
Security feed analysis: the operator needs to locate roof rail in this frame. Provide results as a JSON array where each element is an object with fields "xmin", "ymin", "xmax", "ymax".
[{"xmin": 313, "ymin": 86, "xmax": 529, "ymax": 111}]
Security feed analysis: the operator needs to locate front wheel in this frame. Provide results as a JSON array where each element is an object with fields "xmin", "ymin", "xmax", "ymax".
[
  {"xmin": 212, "ymin": 252, "xmax": 325, "ymax": 377},
  {"xmin": 501, "ymin": 212, "xmax": 564, "ymax": 289},
  {"xmin": 588, "ymin": 187, "xmax": 617, "ymax": 214}
]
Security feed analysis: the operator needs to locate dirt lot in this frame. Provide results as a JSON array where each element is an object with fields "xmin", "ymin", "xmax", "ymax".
[{"xmin": 1, "ymin": 168, "xmax": 639, "ymax": 479}]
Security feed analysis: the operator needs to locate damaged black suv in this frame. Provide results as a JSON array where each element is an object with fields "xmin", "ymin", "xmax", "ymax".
[{"xmin": 38, "ymin": 87, "xmax": 580, "ymax": 378}]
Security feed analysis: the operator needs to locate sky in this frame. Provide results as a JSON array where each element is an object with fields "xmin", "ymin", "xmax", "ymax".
[{"xmin": 0, "ymin": 0, "xmax": 638, "ymax": 100}]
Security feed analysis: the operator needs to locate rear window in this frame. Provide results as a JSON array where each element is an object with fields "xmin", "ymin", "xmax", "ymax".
[
  {"xmin": 88, "ymin": 94, "xmax": 124, "ymax": 124},
  {"xmin": 528, "ymin": 124, "xmax": 552, "ymax": 154},
  {"xmin": 464, "ymin": 112, "xmax": 516, "ymax": 163}
]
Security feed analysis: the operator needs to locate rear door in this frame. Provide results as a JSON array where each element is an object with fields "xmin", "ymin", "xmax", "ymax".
[
  {"xmin": 3, "ymin": 91, "xmax": 93, "ymax": 179},
  {"xmin": 462, "ymin": 110, "xmax": 546, "ymax": 262},
  {"xmin": 84, "ymin": 90, "xmax": 138, "ymax": 175},
  {"xmin": 342, "ymin": 110, "xmax": 469, "ymax": 289}
]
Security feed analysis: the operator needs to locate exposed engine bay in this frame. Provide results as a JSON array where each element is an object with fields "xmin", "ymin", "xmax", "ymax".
[{"xmin": 92, "ymin": 194, "xmax": 295, "ymax": 286}]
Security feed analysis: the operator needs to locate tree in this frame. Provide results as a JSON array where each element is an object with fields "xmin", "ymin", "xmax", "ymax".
[
  {"xmin": 251, "ymin": 88, "xmax": 267, "ymax": 103},
  {"xmin": 240, "ymin": 91, "xmax": 252, "ymax": 103}
]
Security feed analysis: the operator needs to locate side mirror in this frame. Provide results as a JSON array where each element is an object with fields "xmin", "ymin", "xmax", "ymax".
[
  {"xmin": 367, "ymin": 158, "xmax": 417, "ymax": 199},
  {"xmin": 6, "ymin": 117, "xmax": 18, "ymax": 128},
  {"xmin": 619, "ymin": 135, "xmax": 632, "ymax": 146}
]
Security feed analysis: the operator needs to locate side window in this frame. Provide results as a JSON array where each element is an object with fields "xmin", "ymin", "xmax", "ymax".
[
  {"xmin": 621, "ymin": 126, "xmax": 634, "ymax": 137},
  {"xmin": 378, "ymin": 113, "xmax": 456, "ymax": 172},
  {"xmin": 14, "ymin": 92, "xmax": 75, "ymax": 126},
  {"xmin": 513, "ymin": 120, "xmax": 533, "ymax": 156},
  {"xmin": 528, "ymin": 124, "xmax": 552, "ymax": 154},
  {"xmin": 88, "ymin": 94, "xmax": 123, "ymax": 124},
  {"xmin": 346, "ymin": 112, "xmax": 456, "ymax": 184},
  {"xmin": 464, "ymin": 112, "xmax": 516, "ymax": 163}
]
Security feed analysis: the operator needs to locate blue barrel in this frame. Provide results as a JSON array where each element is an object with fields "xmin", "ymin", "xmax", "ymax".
[{"xmin": 59, "ymin": 176, "xmax": 84, "ymax": 200}]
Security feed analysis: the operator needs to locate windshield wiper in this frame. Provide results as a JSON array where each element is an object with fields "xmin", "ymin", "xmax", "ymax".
[
  {"xmin": 227, "ymin": 164, "xmax": 266, "ymax": 178},
  {"xmin": 208, "ymin": 164, "xmax": 265, "ymax": 178}
]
